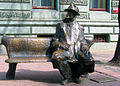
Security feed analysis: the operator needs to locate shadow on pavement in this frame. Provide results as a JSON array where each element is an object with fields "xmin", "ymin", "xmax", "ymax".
[
  {"xmin": 0, "ymin": 72, "xmax": 6, "ymax": 80},
  {"xmin": 0, "ymin": 69, "xmax": 62, "ymax": 84},
  {"xmin": 15, "ymin": 69, "xmax": 62, "ymax": 84},
  {"xmin": 95, "ymin": 60, "xmax": 105, "ymax": 64}
]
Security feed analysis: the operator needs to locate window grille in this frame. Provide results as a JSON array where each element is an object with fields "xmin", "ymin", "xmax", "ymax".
[{"xmin": 32, "ymin": 0, "xmax": 56, "ymax": 9}]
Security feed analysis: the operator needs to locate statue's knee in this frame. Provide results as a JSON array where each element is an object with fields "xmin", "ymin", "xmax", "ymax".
[
  {"xmin": 55, "ymin": 56, "xmax": 65, "ymax": 61},
  {"xmin": 52, "ymin": 54, "xmax": 65, "ymax": 61}
]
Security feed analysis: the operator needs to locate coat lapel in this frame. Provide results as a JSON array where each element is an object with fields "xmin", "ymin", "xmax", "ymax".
[{"xmin": 60, "ymin": 22, "xmax": 68, "ymax": 42}]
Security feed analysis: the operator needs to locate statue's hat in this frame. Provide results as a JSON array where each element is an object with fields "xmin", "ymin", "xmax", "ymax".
[{"xmin": 64, "ymin": 3, "xmax": 80, "ymax": 16}]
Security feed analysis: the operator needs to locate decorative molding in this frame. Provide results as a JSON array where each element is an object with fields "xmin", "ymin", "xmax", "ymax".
[
  {"xmin": 32, "ymin": 11, "xmax": 59, "ymax": 19},
  {"xmin": 0, "ymin": 0, "xmax": 30, "ymax": 3},
  {"xmin": 60, "ymin": 12, "xmax": 88, "ymax": 19},
  {"xmin": 0, "ymin": 11, "xmax": 30, "ymax": 18},
  {"xmin": 0, "ymin": 3, "xmax": 30, "ymax": 10},
  {"xmin": 60, "ymin": 0, "xmax": 88, "ymax": 6},
  {"xmin": 77, "ymin": 13, "xmax": 88, "ymax": 19},
  {"xmin": 111, "ymin": 14, "xmax": 118, "ymax": 20},
  {"xmin": 112, "ymin": 1, "xmax": 119, "ymax": 7}
]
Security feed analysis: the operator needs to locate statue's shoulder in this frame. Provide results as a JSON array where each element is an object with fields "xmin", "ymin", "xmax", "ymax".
[
  {"xmin": 57, "ymin": 21, "xmax": 65, "ymax": 28},
  {"xmin": 56, "ymin": 21, "xmax": 64, "ymax": 31},
  {"xmin": 76, "ymin": 22, "xmax": 84, "ymax": 31},
  {"xmin": 56, "ymin": 23, "xmax": 61, "ymax": 29},
  {"xmin": 56, "ymin": 23, "xmax": 61, "ymax": 26}
]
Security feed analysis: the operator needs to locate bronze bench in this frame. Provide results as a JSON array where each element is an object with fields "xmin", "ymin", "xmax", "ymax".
[{"xmin": 1, "ymin": 36, "xmax": 94, "ymax": 79}]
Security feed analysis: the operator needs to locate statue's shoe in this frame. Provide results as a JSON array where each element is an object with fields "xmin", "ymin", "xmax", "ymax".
[
  {"xmin": 61, "ymin": 79, "xmax": 73, "ymax": 85},
  {"xmin": 81, "ymin": 73, "xmax": 89, "ymax": 78},
  {"xmin": 73, "ymin": 77, "xmax": 81, "ymax": 84}
]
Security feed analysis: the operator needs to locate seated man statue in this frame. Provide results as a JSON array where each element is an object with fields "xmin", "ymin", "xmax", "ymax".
[{"xmin": 51, "ymin": 3, "xmax": 95, "ymax": 85}]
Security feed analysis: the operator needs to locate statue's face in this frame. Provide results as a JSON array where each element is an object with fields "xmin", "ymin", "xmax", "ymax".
[{"xmin": 66, "ymin": 11, "xmax": 76, "ymax": 19}]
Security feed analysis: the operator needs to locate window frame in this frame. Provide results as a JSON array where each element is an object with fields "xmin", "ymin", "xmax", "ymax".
[
  {"xmin": 32, "ymin": 0, "xmax": 56, "ymax": 10},
  {"xmin": 89, "ymin": 0, "xmax": 107, "ymax": 11}
]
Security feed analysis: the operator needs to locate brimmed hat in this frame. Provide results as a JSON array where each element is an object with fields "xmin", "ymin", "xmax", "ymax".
[{"xmin": 64, "ymin": 3, "xmax": 80, "ymax": 16}]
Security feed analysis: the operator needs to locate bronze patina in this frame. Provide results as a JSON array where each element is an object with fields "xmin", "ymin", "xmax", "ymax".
[{"xmin": 51, "ymin": 3, "xmax": 95, "ymax": 85}]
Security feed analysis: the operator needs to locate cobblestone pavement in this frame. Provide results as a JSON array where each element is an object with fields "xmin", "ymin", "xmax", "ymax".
[{"xmin": 0, "ymin": 50, "xmax": 120, "ymax": 86}]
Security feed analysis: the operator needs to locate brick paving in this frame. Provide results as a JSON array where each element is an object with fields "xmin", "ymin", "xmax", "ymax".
[
  {"xmin": 0, "ymin": 50, "xmax": 120, "ymax": 86},
  {"xmin": 92, "ymin": 50, "xmax": 120, "ymax": 79}
]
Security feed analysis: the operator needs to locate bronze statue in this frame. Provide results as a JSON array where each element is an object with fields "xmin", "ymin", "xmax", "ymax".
[{"xmin": 51, "ymin": 3, "xmax": 95, "ymax": 85}]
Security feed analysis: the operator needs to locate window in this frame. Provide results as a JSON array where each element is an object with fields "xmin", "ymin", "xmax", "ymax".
[
  {"xmin": 32, "ymin": 0, "xmax": 56, "ymax": 9},
  {"xmin": 89, "ymin": 0, "xmax": 107, "ymax": 11},
  {"xmin": 94, "ymin": 34, "xmax": 109, "ymax": 42}
]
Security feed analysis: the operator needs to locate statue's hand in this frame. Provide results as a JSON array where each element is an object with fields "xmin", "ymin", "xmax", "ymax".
[
  {"xmin": 64, "ymin": 43, "xmax": 70, "ymax": 51},
  {"xmin": 52, "ymin": 39, "xmax": 69, "ymax": 50},
  {"xmin": 81, "ymin": 44, "xmax": 88, "ymax": 52},
  {"xmin": 58, "ymin": 43, "xmax": 69, "ymax": 51}
]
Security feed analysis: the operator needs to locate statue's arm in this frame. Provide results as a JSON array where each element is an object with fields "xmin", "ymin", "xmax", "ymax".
[
  {"xmin": 78, "ymin": 25, "xmax": 89, "ymax": 51},
  {"xmin": 52, "ymin": 23, "xmax": 68, "ymax": 51},
  {"xmin": 78, "ymin": 25, "xmax": 87, "ymax": 44}
]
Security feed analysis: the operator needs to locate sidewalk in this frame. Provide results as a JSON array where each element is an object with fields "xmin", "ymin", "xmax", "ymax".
[
  {"xmin": 0, "ymin": 50, "xmax": 120, "ymax": 86},
  {"xmin": 92, "ymin": 50, "xmax": 120, "ymax": 80}
]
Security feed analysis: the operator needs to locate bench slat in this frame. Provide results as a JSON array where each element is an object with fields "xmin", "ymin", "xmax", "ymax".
[{"xmin": 5, "ymin": 57, "xmax": 51, "ymax": 63}]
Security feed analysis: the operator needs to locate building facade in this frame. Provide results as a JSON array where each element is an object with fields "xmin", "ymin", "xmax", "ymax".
[{"xmin": 0, "ymin": 0, "xmax": 119, "ymax": 54}]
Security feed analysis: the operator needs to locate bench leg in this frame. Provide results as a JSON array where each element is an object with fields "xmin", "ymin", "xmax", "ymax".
[{"xmin": 6, "ymin": 63, "xmax": 17, "ymax": 80}]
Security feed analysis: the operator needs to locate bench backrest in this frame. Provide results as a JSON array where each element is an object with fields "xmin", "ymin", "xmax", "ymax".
[
  {"xmin": 2, "ymin": 37, "xmax": 52, "ymax": 58},
  {"xmin": 2, "ymin": 36, "xmax": 94, "ymax": 59}
]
